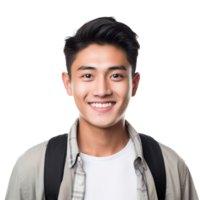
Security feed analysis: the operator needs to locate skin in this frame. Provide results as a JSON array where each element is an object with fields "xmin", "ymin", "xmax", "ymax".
[{"xmin": 62, "ymin": 44, "xmax": 140, "ymax": 157}]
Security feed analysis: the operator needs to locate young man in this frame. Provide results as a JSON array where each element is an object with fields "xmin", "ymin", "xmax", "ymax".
[
  {"xmin": 61, "ymin": 44, "xmax": 142, "ymax": 157},
  {"xmin": 5, "ymin": 17, "xmax": 198, "ymax": 200}
]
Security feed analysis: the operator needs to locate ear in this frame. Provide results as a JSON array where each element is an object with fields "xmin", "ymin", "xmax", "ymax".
[
  {"xmin": 62, "ymin": 72, "xmax": 73, "ymax": 96},
  {"xmin": 132, "ymin": 72, "xmax": 140, "ymax": 97}
]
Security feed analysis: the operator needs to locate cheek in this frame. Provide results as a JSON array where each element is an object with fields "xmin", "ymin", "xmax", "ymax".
[
  {"xmin": 74, "ymin": 81, "xmax": 85, "ymax": 93},
  {"xmin": 116, "ymin": 81, "xmax": 131, "ymax": 100},
  {"xmin": 73, "ymin": 81, "xmax": 88, "ymax": 105},
  {"xmin": 115, "ymin": 81, "xmax": 132, "ymax": 112}
]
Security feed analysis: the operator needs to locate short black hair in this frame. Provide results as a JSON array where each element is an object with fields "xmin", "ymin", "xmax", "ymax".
[{"xmin": 64, "ymin": 17, "xmax": 140, "ymax": 81}]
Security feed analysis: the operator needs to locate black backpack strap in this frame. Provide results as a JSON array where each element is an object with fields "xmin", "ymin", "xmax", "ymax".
[
  {"xmin": 44, "ymin": 133, "xmax": 166, "ymax": 200},
  {"xmin": 139, "ymin": 133, "xmax": 166, "ymax": 200},
  {"xmin": 44, "ymin": 133, "xmax": 68, "ymax": 200}
]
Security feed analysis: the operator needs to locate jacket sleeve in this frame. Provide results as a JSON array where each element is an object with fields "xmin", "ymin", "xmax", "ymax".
[
  {"xmin": 181, "ymin": 163, "xmax": 199, "ymax": 200},
  {"xmin": 5, "ymin": 157, "xmax": 27, "ymax": 200}
]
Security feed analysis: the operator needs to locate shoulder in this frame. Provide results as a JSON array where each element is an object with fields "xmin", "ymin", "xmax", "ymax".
[
  {"xmin": 158, "ymin": 142, "xmax": 185, "ymax": 162},
  {"xmin": 17, "ymin": 140, "xmax": 48, "ymax": 171},
  {"xmin": 157, "ymin": 142, "xmax": 199, "ymax": 199},
  {"xmin": 6, "ymin": 140, "xmax": 49, "ymax": 199},
  {"xmin": 158, "ymin": 141, "xmax": 187, "ymax": 173}
]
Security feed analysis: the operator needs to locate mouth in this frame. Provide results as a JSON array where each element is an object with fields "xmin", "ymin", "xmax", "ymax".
[
  {"xmin": 89, "ymin": 101, "xmax": 116, "ymax": 104},
  {"xmin": 88, "ymin": 101, "xmax": 116, "ymax": 112}
]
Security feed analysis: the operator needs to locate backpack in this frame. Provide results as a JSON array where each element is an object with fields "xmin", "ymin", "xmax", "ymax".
[{"xmin": 44, "ymin": 133, "xmax": 166, "ymax": 200}]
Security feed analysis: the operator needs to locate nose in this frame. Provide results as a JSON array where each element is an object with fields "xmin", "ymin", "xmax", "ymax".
[{"xmin": 92, "ymin": 78, "xmax": 112, "ymax": 96}]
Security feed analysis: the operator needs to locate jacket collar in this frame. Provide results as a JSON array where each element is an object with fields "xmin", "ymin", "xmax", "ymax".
[{"xmin": 67, "ymin": 117, "xmax": 147, "ymax": 170}]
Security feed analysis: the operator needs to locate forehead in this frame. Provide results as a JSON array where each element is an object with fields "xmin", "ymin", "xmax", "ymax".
[{"xmin": 72, "ymin": 44, "xmax": 130, "ymax": 68}]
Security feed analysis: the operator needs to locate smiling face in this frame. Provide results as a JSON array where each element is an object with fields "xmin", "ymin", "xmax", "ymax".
[{"xmin": 62, "ymin": 44, "xmax": 140, "ymax": 128}]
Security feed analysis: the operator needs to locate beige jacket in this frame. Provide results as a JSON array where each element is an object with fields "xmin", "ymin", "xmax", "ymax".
[{"xmin": 5, "ymin": 118, "xmax": 199, "ymax": 200}]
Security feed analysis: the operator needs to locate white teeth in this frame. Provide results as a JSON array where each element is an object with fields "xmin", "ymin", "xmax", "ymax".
[{"xmin": 90, "ymin": 102, "xmax": 115, "ymax": 108}]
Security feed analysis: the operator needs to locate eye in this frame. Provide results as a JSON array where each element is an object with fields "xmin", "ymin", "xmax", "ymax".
[
  {"xmin": 82, "ymin": 74, "xmax": 91, "ymax": 77},
  {"xmin": 82, "ymin": 74, "xmax": 123, "ymax": 78},
  {"xmin": 112, "ymin": 74, "xmax": 123, "ymax": 78}
]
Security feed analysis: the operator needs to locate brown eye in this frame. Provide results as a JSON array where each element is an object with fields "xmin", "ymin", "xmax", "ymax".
[
  {"xmin": 82, "ymin": 74, "xmax": 123, "ymax": 79},
  {"xmin": 112, "ymin": 74, "xmax": 123, "ymax": 78},
  {"xmin": 82, "ymin": 74, "xmax": 91, "ymax": 77}
]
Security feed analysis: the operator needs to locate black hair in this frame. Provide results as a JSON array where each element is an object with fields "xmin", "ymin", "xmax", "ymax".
[{"xmin": 63, "ymin": 16, "xmax": 140, "ymax": 80}]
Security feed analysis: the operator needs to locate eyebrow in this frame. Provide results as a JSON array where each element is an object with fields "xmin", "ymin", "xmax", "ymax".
[{"xmin": 77, "ymin": 65, "xmax": 127, "ymax": 71}]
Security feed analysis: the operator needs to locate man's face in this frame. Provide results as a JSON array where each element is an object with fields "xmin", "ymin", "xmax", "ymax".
[{"xmin": 62, "ymin": 44, "xmax": 140, "ymax": 128}]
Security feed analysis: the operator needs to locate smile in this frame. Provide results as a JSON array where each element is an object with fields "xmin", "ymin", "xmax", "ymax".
[
  {"xmin": 88, "ymin": 102, "xmax": 116, "ymax": 112},
  {"xmin": 89, "ymin": 102, "xmax": 115, "ymax": 108}
]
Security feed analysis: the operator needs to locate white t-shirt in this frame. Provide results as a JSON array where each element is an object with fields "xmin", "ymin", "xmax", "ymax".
[{"xmin": 80, "ymin": 138, "xmax": 137, "ymax": 200}]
